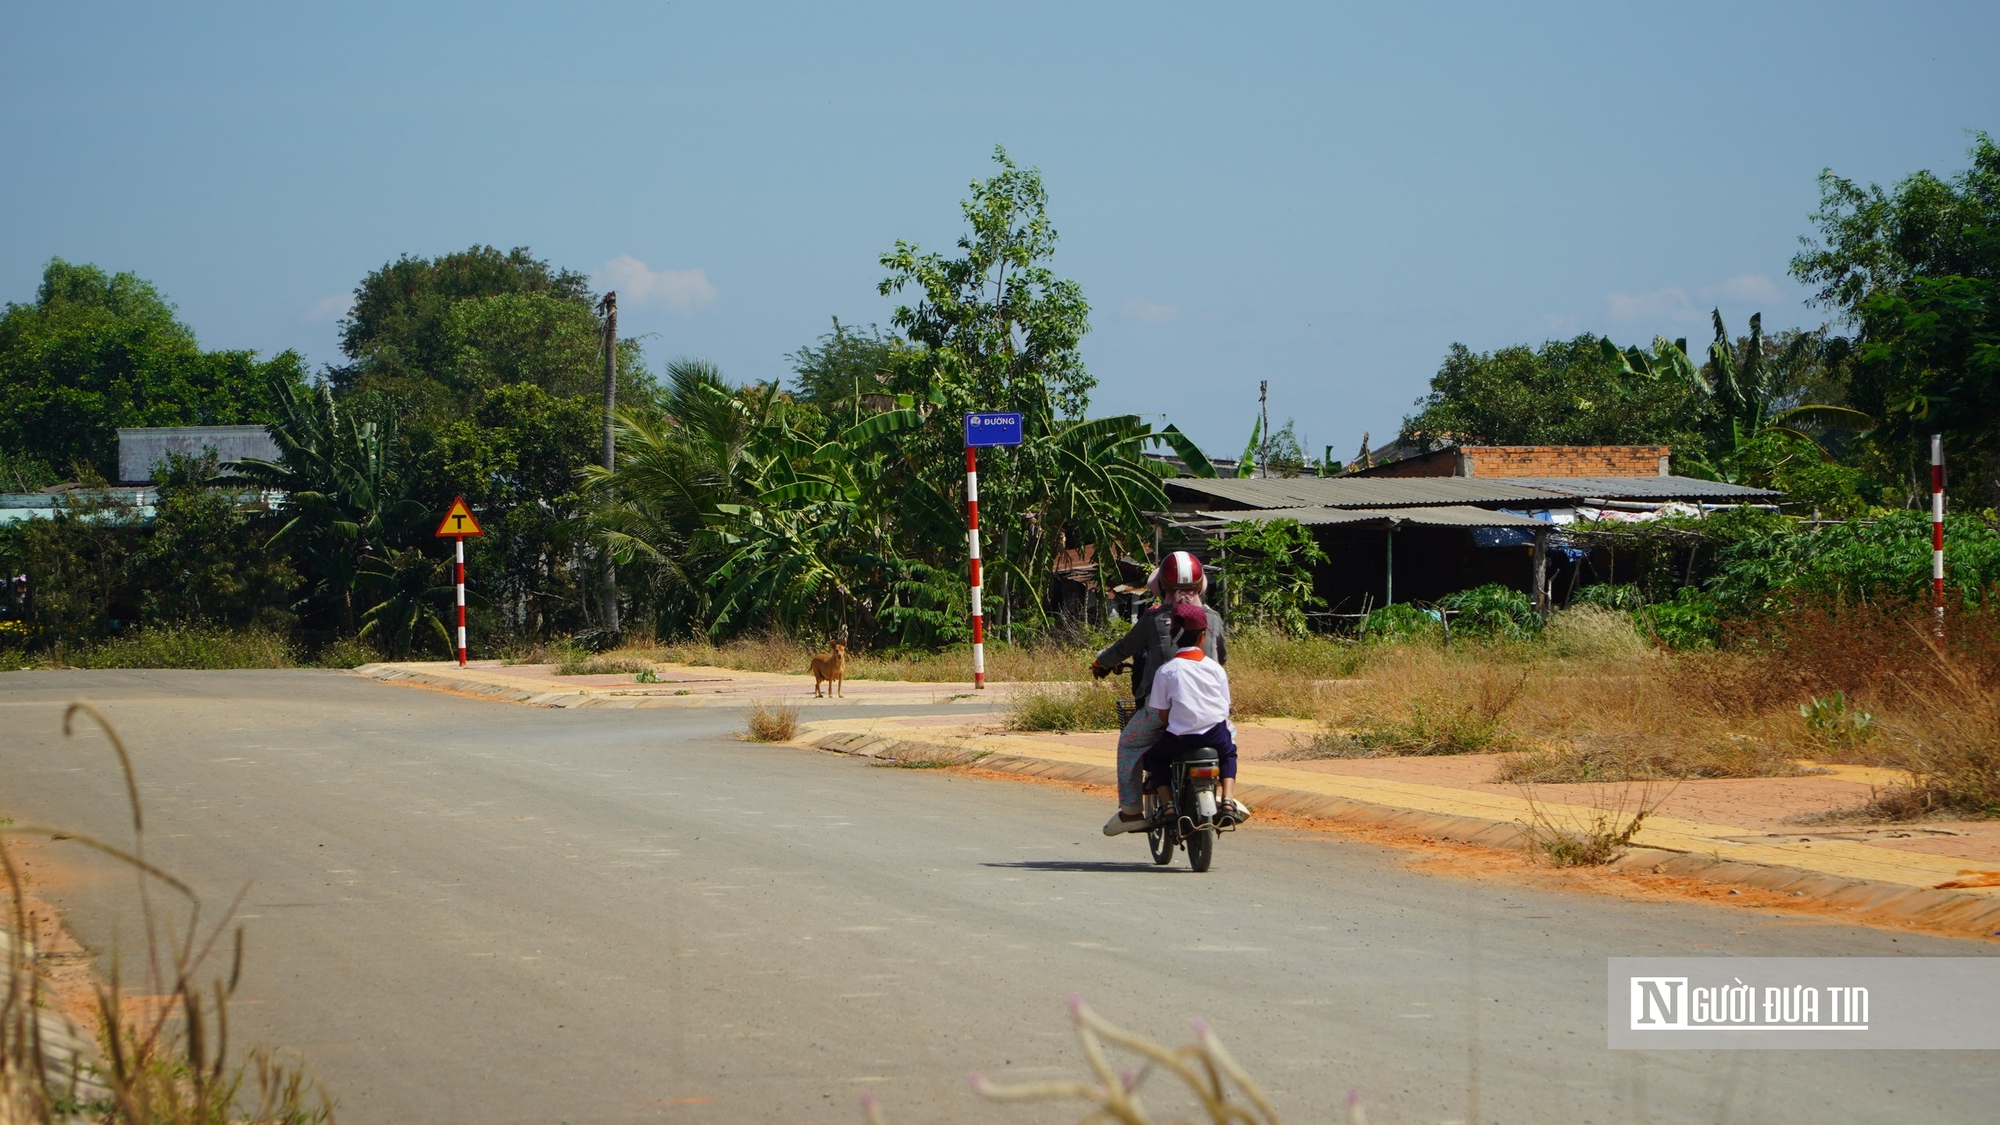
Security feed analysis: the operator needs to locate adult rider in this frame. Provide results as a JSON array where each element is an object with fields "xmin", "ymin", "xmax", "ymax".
[{"xmin": 1090, "ymin": 551, "xmax": 1233, "ymax": 835}]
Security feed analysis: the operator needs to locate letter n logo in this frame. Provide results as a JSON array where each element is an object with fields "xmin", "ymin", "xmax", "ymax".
[{"xmin": 1630, "ymin": 977, "xmax": 1687, "ymax": 1029}]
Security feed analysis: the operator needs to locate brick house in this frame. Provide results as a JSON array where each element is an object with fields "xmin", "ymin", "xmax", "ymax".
[{"xmin": 1353, "ymin": 444, "xmax": 1671, "ymax": 479}]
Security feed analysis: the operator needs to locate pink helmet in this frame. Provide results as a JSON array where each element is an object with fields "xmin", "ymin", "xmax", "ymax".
[{"xmin": 1146, "ymin": 550, "xmax": 1207, "ymax": 598}]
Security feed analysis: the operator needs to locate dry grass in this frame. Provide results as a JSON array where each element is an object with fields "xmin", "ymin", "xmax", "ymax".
[
  {"xmin": 863, "ymin": 997, "xmax": 1333, "ymax": 1125},
  {"xmin": 744, "ymin": 699, "xmax": 800, "ymax": 742},
  {"xmin": 2, "ymin": 704, "xmax": 331, "ymax": 1125},
  {"xmin": 555, "ymin": 634, "xmax": 1096, "ymax": 684},
  {"xmin": 542, "ymin": 602, "xmax": 2000, "ymax": 812},
  {"xmin": 1517, "ymin": 779, "xmax": 1671, "ymax": 867},
  {"xmin": 1007, "ymin": 682, "xmax": 1125, "ymax": 732}
]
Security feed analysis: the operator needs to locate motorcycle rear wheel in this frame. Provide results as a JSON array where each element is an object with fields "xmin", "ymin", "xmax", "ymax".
[{"xmin": 1187, "ymin": 826, "xmax": 1214, "ymax": 872}]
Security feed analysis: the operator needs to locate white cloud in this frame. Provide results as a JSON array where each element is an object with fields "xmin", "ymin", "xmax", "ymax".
[
  {"xmin": 1605, "ymin": 287, "xmax": 1697, "ymax": 324},
  {"xmin": 300, "ymin": 293, "xmax": 351, "ymax": 323},
  {"xmin": 599, "ymin": 254, "xmax": 717, "ymax": 315},
  {"xmin": 1124, "ymin": 296, "xmax": 1180, "ymax": 323},
  {"xmin": 1703, "ymin": 274, "xmax": 1785, "ymax": 304},
  {"xmin": 1542, "ymin": 312, "xmax": 1580, "ymax": 335}
]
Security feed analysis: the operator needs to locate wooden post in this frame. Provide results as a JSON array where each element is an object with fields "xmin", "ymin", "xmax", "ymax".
[
  {"xmin": 1258, "ymin": 380, "xmax": 1269, "ymax": 479},
  {"xmin": 1531, "ymin": 527, "xmax": 1550, "ymax": 620},
  {"xmin": 598, "ymin": 291, "xmax": 620, "ymax": 636}
]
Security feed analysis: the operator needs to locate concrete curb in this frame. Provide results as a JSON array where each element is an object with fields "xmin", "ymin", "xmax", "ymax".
[{"xmin": 796, "ymin": 729, "xmax": 2000, "ymax": 941}]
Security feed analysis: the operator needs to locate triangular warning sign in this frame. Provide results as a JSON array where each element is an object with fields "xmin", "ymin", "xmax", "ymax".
[{"xmin": 434, "ymin": 496, "xmax": 485, "ymax": 538}]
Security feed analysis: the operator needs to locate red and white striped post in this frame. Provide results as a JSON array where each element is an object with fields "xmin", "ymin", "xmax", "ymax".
[
  {"xmin": 434, "ymin": 496, "xmax": 484, "ymax": 665},
  {"xmin": 966, "ymin": 445, "xmax": 985, "ymax": 689},
  {"xmin": 455, "ymin": 535, "xmax": 467, "ymax": 666},
  {"xmin": 1932, "ymin": 433, "xmax": 1945, "ymax": 637}
]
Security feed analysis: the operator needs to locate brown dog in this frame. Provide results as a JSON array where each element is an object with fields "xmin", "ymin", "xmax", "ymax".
[{"xmin": 810, "ymin": 642, "xmax": 846, "ymax": 698}]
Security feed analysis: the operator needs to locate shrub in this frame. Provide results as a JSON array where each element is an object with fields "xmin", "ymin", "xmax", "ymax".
[
  {"xmin": 1008, "ymin": 681, "xmax": 1124, "ymax": 731},
  {"xmin": 60, "ymin": 624, "xmax": 297, "ymax": 669},
  {"xmin": 1437, "ymin": 583, "xmax": 1539, "ymax": 640},
  {"xmin": 1637, "ymin": 587, "xmax": 1720, "ymax": 649},
  {"xmin": 1286, "ymin": 666, "xmax": 1526, "ymax": 756},
  {"xmin": 1541, "ymin": 605, "xmax": 1649, "ymax": 660},
  {"xmin": 1495, "ymin": 735, "xmax": 1811, "ymax": 782},
  {"xmin": 744, "ymin": 699, "xmax": 799, "ymax": 741},
  {"xmin": 311, "ymin": 635, "xmax": 379, "ymax": 669},
  {"xmin": 1216, "ymin": 518, "xmax": 1327, "ymax": 637},
  {"xmin": 1361, "ymin": 602, "xmax": 1440, "ymax": 643},
  {"xmin": 1574, "ymin": 583, "xmax": 1646, "ymax": 612}
]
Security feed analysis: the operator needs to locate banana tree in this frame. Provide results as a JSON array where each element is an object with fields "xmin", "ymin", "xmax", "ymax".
[{"xmin": 229, "ymin": 380, "xmax": 431, "ymax": 632}]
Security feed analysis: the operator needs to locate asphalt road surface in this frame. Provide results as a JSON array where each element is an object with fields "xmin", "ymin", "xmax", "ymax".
[{"xmin": 3, "ymin": 670, "xmax": 1995, "ymax": 1124}]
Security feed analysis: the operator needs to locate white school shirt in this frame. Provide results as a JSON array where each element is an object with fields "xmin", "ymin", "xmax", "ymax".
[{"xmin": 1145, "ymin": 647, "xmax": 1232, "ymax": 735}]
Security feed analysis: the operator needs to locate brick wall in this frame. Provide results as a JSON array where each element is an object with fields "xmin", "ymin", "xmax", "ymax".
[
  {"xmin": 1464, "ymin": 446, "xmax": 1668, "ymax": 477},
  {"xmin": 1358, "ymin": 445, "xmax": 1669, "ymax": 478}
]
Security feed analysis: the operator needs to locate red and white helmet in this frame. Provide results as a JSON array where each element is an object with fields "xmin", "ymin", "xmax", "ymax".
[{"xmin": 1146, "ymin": 550, "xmax": 1207, "ymax": 597}]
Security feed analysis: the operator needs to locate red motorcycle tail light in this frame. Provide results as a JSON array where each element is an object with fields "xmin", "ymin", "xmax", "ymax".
[{"xmin": 1189, "ymin": 765, "xmax": 1220, "ymax": 779}]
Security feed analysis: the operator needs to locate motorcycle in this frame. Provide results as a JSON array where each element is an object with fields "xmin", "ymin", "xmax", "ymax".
[{"xmin": 1106, "ymin": 666, "xmax": 1234, "ymax": 873}]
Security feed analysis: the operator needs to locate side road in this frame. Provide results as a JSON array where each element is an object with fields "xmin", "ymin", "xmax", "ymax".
[{"xmin": 361, "ymin": 660, "xmax": 2000, "ymax": 941}]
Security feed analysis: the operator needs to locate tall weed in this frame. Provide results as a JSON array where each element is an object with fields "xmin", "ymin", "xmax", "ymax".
[
  {"xmin": 1008, "ymin": 682, "xmax": 1123, "ymax": 731},
  {"xmin": 55, "ymin": 625, "xmax": 297, "ymax": 670}
]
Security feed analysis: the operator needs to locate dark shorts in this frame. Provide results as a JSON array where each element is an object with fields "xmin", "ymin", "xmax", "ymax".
[{"xmin": 1140, "ymin": 721, "xmax": 1237, "ymax": 792}]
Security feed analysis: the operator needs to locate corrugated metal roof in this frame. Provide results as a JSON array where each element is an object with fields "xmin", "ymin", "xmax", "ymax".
[
  {"xmin": 1198, "ymin": 505, "xmax": 1551, "ymax": 529},
  {"xmin": 1166, "ymin": 474, "xmax": 1779, "ymax": 509},
  {"xmin": 1164, "ymin": 477, "xmax": 1567, "ymax": 509},
  {"xmin": 1493, "ymin": 476, "xmax": 1780, "ymax": 500}
]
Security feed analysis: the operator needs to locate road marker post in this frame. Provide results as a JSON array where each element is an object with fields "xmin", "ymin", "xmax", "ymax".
[
  {"xmin": 1933, "ymin": 434, "xmax": 1945, "ymax": 638},
  {"xmin": 964, "ymin": 412, "xmax": 1025, "ymax": 690},
  {"xmin": 434, "ymin": 496, "xmax": 486, "ymax": 666}
]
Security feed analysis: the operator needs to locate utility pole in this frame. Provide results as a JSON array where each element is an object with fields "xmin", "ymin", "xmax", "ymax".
[
  {"xmin": 1258, "ymin": 380, "xmax": 1269, "ymax": 479},
  {"xmin": 598, "ymin": 291, "xmax": 620, "ymax": 636}
]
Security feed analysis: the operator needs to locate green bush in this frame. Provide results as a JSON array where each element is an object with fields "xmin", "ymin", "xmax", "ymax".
[
  {"xmin": 61, "ymin": 624, "xmax": 297, "ymax": 669},
  {"xmin": 1638, "ymin": 587, "xmax": 1721, "ymax": 650},
  {"xmin": 1362, "ymin": 603, "xmax": 1441, "ymax": 643},
  {"xmin": 1217, "ymin": 518, "xmax": 1328, "ymax": 637},
  {"xmin": 1573, "ymin": 583, "xmax": 1646, "ymax": 612},
  {"xmin": 1436, "ymin": 583, "xmax": 1539, "ymax": 640},
  {"xmin": 311, "ymin": 636, "xmax": 379, "ymax": 669}
]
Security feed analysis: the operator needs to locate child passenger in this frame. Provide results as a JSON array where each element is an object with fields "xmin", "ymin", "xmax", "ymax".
[{"xmin": 1138, "ymin": 602, "xmax": 1251, "ymax": 824}]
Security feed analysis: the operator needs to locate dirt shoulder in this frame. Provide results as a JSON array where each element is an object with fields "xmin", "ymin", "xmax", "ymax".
[{"xmin": 793, "ymin": 714, "xmax": 2000, "ymax": 943}]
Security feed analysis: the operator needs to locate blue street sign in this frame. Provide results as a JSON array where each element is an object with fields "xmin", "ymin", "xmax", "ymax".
[{"xmin": 964, "ymin": 411, "xmax": 1025, "ymax": 447}]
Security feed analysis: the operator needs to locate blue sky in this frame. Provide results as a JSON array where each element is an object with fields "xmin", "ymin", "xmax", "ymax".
[{"xmin": 3, "ymin": 2, "xmax": 1995, "ymax": 458}]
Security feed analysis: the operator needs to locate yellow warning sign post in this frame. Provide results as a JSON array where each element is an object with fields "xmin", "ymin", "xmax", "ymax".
[
  {"xmin": 435, "ymin": 497, "xmax": 485, "ymax": 539},
  {"xmin": 434, "ymin": 497, "xmax": 484, "ymax": 665}
]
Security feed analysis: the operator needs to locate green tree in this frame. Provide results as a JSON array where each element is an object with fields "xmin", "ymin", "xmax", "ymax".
[
  {"xmin": 1217, "ymin": 518, "xmax": 1327, "ymax": 636},
  {"xmin": 872, "ymin": 148, "xmax": 1170, "ymax": 615},
  {"xmin": 879, "ymin": 146, "xmax": 1093, "ymax": 420},
  {"xmin": 131, "ymin": 451, "xmax": 299, "ymax": 630},
  {"xmin": 0, "ymin": 259, "xmax": 307, "ymax": 480},
  {"xmin": 333, "ymin": 245, "xmax": 651, "ymax": 425},
  {"xmin": 419, "ymin": 382, "xmax": 601, "ymax": 638},
  {"xmin": 787, "ymin": 319, "xmax": 920, "ymax": 417},
  {"xmin": 1792, "ymin": 134, "xmax": 2000, "ymax": 501},
  {"xmin": 0, "ymin": 489, "xmax": 139, "ymax": 644},
  {"xmin": 1402, "ymin": 334, "xmax": 1705, "ymax": 453}
]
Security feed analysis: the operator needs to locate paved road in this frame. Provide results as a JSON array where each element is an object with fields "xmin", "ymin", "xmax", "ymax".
[{"xmin": 2, "ymin": 671, "xmax": 1995, "ymax": 1124}]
